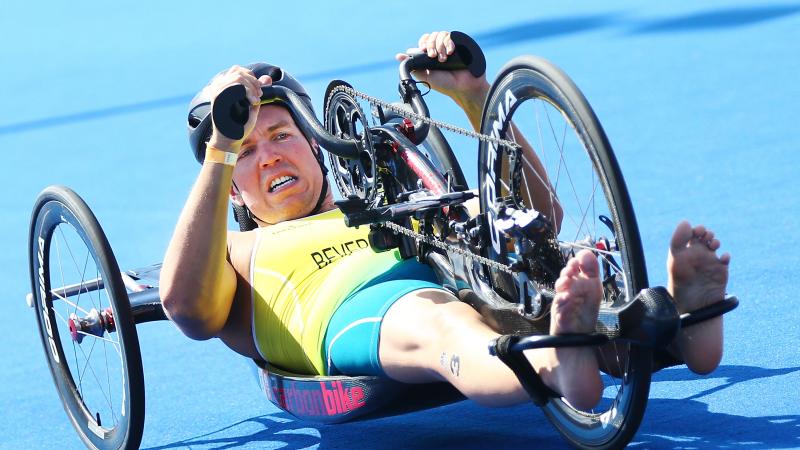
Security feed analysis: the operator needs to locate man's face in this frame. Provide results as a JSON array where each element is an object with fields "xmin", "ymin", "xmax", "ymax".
[{"xmin": 231, "ymin": 105, "xmax": 323, "ymax": 224}]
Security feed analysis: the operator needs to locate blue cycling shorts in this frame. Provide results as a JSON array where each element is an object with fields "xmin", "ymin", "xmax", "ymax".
[{"xmin": 322, "ymin": 258, "xmax": 442, "ymax": 376}]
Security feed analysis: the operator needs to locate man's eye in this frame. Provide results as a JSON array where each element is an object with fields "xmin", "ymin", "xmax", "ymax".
[
  {"xmin": 238, "ymin": 148, "xmax": 253, "ymax": 159},
  {"xmin": 275, "ymin": 132, "xmax": 289, "ymax": 141}
]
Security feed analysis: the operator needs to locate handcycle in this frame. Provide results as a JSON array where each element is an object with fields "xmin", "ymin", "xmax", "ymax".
[{"xmin": 28, "ymin": 31, "xmax": 738, "ymax": 450}]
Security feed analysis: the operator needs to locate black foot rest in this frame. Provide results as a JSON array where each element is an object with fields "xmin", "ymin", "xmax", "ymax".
[
  {"xmin": 490, "ymin": 290, "xmax": 741, "ymax": 404},
  {"xmin": 255, "ymin": 361, "xmax": 403, "ymax": 423}
]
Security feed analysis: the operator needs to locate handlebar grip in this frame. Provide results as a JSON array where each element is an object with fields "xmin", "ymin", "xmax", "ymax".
[
  {"xmin": 211, "ymin": 84, "xmax": 250, "ymax": 140},
  {"xmin": 404, "ymin": 31, "xmax": 486, "ymax": 78},
  {"xmin": 212, "ymin": 85, "xmax": 292, "ymax": 141}
]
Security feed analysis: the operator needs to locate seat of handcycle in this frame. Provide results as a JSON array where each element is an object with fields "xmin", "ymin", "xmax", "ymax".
[{"xmin": 253, "ymin": 359, "xmax": 464, "ymax": 424}]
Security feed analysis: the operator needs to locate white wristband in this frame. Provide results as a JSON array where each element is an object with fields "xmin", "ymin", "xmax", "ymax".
[{"xmin": 205, "ymin": 146, "xmax": 237, "ymax": 166}]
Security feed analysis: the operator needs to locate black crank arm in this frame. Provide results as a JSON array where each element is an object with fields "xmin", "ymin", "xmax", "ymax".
[{"xmin": 337, "ymin": 191, "xmax": 475, "ymax": 227}]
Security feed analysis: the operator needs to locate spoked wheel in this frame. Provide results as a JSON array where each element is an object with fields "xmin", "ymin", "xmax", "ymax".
[
  {"xmin": 323, "ymin": 81, "xmax": 378, "ymax": 205},
  {"xmin": 29, "ymin": 185, "xmax": 144, "ymax": 450},
  {"xmin": 478, "ymin": 56, "xmax": 650, "ymax": 449}
]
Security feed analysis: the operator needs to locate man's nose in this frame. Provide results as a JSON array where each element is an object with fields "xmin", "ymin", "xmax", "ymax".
[{"xmin": 256, "ymin": 142, "xmax": 281, "ymax": 166}]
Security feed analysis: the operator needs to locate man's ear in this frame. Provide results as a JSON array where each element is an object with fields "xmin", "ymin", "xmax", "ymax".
[
  {"xmin": 230, "ymin": 185, "xmax": 245, "ymax": 207},
  {"xmin": 310, "ymin": 138, "xmax": 321, "ymax": 156}
]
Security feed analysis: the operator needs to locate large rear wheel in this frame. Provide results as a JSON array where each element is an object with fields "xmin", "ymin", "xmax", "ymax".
[
  {"xmin": 478, "ymin": 56, "xmax": 650, "ymax": 449},
  {"xmin": 29, "ymin": 185, "xmax": 144, "ymax": 450}
]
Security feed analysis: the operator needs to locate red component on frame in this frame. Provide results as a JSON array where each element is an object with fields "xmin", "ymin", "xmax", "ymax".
[
  {"xmin": 397, "ymin": 146, "xmax": 446, "ymax": 196},
  {"xmin": 399, "ymin": 118, "xmax": 416, "ymax": 142}
]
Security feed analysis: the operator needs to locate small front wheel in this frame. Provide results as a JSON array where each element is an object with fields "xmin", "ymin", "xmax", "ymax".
[
  {"xmin": 29, "ymin": 185, "xmax": 144, "ymax": 450},
  {"xmin": 478, "ymin": 56, "xmax": 650, "ymax": 449}
]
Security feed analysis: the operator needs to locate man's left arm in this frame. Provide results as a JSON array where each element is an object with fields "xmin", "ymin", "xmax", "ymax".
[{"xmin": 397, "ymin": 31, "xmax": 563, "ymax": 229}]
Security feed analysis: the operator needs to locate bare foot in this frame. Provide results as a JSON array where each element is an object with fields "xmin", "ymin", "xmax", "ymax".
[
  {"xmin": 667, "ymin": 221, "xmax": 731, "ymax": 374},
  {"xmin": 539, "ymin": 249, "xmax": 603, "ymax": 410}
]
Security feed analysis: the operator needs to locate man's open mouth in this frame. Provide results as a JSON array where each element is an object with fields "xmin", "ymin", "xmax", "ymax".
[{"xmin": 269, "ymin": 176, "xmax": 298, "ymax": 192}]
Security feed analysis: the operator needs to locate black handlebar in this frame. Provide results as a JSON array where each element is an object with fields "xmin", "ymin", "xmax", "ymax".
[
  {"xmin": 397, "ymin": 31, "xmax": 485, "ymax": 145},
  {"xmin": 400, "ymin": 31, "xmax": 486, "ymax": 79},
  {"xmin": 212, "ymin": 84, "xmax": 361, "ymax": 158},
  {"xmin": 211, "ymin": 30, "xmax": 485, "ymax": 154}
]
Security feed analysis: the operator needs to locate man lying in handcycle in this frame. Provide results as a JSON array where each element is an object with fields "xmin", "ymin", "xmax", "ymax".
[{"xmin": 161, "ymin": 31, "xmax": 731, "ymax": 412}]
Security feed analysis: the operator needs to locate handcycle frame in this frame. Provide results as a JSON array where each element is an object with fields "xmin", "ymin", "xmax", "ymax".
[{"xmin": 29, "ymin": 31, "xmax": 738, "ymax": 450}]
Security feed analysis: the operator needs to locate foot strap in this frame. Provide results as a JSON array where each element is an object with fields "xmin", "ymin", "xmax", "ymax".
[
  {"xmin": 493, "ymin": 334, "xmax": 560, "ymax": 406},
  {"xmin": 680, "ymin": 295, "xmax": 739, "ymax": 328}
]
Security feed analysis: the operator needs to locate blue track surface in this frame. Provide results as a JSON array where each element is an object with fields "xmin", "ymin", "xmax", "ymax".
[{"xmin": 2, "ymin": 1, "xmax": 799, "ymax": 448}]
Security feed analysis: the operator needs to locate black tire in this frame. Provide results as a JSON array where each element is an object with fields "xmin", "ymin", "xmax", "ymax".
[
  {"xmin": 29, "ymin": 185, "xmax": 144, "ymax": 450},
  {"xmin": 478, "ymin": 56, "xmax": 650, "ymax": 449}
]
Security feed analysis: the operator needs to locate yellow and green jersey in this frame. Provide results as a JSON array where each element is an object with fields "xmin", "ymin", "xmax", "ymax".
[{"xmin": 250, "ymin": 209, "xmax": 402, "ymax": 375}]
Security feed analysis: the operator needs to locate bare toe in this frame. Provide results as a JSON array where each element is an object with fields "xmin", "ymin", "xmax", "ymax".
[
  {"xmin": 692, "ymin": 224, "xmax": 707, "ymax": 239},
  {"xmin": 670, "ymin": 221, "xmax": 693, "ymax": 251},
  {"xmin": 576, "ymin": 249, "xmax": 599, "ymax": 278},
  {"xmin": 720, "ymin": 252, "xmax": 731, "ymax": 265}
]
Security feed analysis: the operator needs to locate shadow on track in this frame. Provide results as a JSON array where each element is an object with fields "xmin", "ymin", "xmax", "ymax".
[
  {"xmin": 637, "ymin": 397, "xmax": 799, "ymax": 449},
  {"xmin": 142, "ymin": 413, "xmax": 323, "ymax": 450},
  {"xmin": 633, "ymin": 364, "xmax": 800, "ymax": 449},
  {"xmin": 143, "ymin": 364, "xmax": 799, "ymax": 449},
  {"xmin": 628, "ymin": 4, "xmax": 800, "ymax": 34},
  {"xmin": 142, "ymin": 402, "xmax": 562, "ymax": 450}
]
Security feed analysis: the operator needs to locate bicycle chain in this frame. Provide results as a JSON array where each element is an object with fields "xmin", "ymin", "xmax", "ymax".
[
  {"xmin": 381, "ymin": 221, "xmax": 514, "ymax": 274},
  {"xmin": 326, "ymin": 84, "xmax": 518, "ymax": 275},
  {"xmin": 327, "ymin": 85, "xmax": 521, "ymax": 149}
]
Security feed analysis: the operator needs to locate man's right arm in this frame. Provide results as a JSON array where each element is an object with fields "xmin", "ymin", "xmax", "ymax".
[
  {"xmin": 160, "ymin": 160, "xmax": 239, "ymax": 340},
  {"xmin": 160, "ymin": 66, "xmax": 266, "ymax": 340}
]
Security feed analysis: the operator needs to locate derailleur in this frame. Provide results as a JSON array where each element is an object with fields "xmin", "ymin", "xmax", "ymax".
[{"xmin": 494, "ymin": 204, "xmax": 565, "ymax": 287}]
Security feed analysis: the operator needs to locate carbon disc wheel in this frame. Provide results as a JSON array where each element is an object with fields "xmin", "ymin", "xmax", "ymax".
[{"xmin": 29, "ymin": 185, "xmax": 144, "ymax": 450}]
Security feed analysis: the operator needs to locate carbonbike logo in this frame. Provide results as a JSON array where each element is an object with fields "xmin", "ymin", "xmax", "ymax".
[
  {"xmin": 483, "ymin": 88, "xmax": 519, "ymax": 255},
  {"xmin": 38, "ymin": 236, "xmax": 60, "ymax": 364}
]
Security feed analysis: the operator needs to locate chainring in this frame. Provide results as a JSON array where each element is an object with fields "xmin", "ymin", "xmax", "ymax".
[{"xmin": 323, "ymin": 81, "xmax": 378, "ymax": 205}]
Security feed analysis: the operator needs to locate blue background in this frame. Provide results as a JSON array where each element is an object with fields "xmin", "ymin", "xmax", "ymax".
[{"xmin": 2, "ymin": 1, "xmax": 799, "ymax": 448}]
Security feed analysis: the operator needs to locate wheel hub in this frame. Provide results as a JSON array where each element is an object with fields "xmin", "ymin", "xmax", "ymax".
[{"xmin": 68, "ymin": 307, "xmax": 115, "ymax": 343}]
